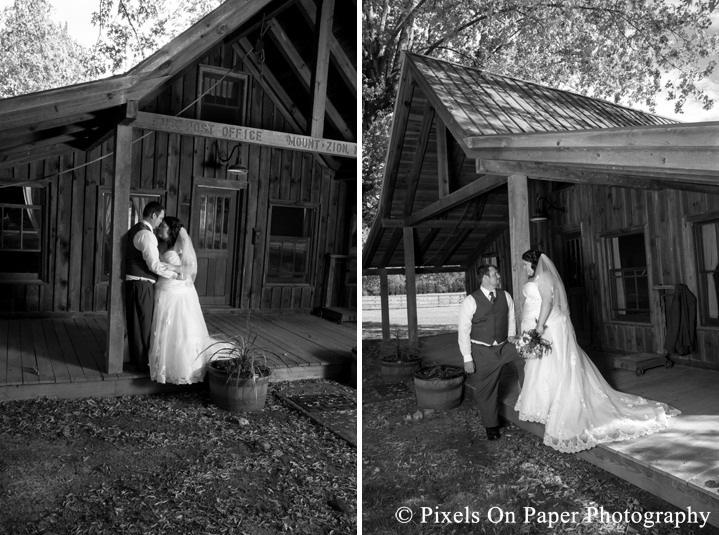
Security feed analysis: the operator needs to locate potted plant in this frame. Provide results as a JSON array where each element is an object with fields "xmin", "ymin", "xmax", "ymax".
[
  {"xmin": 413, "ymin": 364, "xmax": 464, "ymax": 410},
  {"xmin": 370, "ymin": 331, "xmax": 422, "ymax": 383},
  {"xmin": 204, "ymin": 330, "xmax": 273, "ymax": 412}
]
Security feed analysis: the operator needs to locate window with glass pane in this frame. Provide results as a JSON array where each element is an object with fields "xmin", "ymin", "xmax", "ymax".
[
  {"xmin": 606, "ymin": 232, "xmax": 650, "ymax": 322},
  {"xmin": 267, "ymin": 205, "xmax": 315, "ymax": 284},
  {"xmin": 101, "ymin": 192, "xmax": 161, "ymax": 281},
  {"xmin": 0, "ymin": 186, "xmax": 44, "ymax": 279},
  {"xmin": 198, "ymin": 67, "xmax": 247, "ymax": 125},
  {"xmin": 694, "ymin": 219, "xmax": 719, "ymax": 325},
  {"xmin": 197, "ymin": 194, "xmax": 230, "ymax": 251}
]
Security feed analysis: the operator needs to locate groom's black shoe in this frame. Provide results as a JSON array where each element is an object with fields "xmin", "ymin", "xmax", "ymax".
[{"xmin": 486, "ymin": 427, "xmax": 500, "ymax": 441}]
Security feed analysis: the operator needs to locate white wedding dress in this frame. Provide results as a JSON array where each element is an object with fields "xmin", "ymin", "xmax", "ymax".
[
  {"xmin": 149, "ymin": 250, "xmax": 213, "ymax": 384},
  {"xmin": 514, "ymin": 256, "xmax": 680, "ymax": 453}
]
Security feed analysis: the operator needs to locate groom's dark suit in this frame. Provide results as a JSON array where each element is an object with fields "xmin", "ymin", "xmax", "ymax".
[{"xmin": 460, "ymin": 288, "xmax": 525, "ymax": 431}]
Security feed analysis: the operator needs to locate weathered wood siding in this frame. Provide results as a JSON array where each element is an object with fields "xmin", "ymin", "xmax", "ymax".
[
  {"xmin": 0, "ymin": 41, "xmax": 353, "ymax": 314},
  {"xmin": 478, "ymin": 181, "xmax": 719, "ymax": 370}
]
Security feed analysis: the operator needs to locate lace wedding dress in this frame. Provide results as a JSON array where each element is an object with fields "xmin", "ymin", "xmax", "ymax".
[
  {"xmin": 514, "ymin": 255, "xmax": 680, "ymax": 453},
  {"xmin": 149, "ymin": 250, "xmax": 213, "ymax": 384}
]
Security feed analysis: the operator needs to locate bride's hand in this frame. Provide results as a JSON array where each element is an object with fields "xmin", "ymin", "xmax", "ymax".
[{"xmin": 536, "ymin": 324, "xmax": 545, "ymax": 336}]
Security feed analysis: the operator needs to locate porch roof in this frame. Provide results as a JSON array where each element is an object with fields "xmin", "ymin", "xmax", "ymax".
[
  {"xmin": 0, "ymin": 0, "xmax": 357, "ymax": 174},
  {"xmin": 363, "ymin": 53, "xmax": 719, "ymax": 273}
]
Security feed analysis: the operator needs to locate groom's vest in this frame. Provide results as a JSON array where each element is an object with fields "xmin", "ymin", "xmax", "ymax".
[
  {"xmin": 125, "ymin": 222, "xmax": 158, "ymax": 281},
  {"xmin": 469, "ymin": 288, "xmax": 509, "ymax": 344}
]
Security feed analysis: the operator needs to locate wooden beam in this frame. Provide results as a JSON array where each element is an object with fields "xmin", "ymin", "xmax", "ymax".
[
  {"xmin": 266, "ymin": 18, "xmax": 354, "ymax": 141},
  {"xmin": 508, "ymin": 175, "xmax": 530, "ymax": 317},
  {"xmin": 379, "ymin": 268, "xmax": 390, "ymax": 341},
  {"xmin": 468, "ymin": 147, "xmax": 719, "ymax": 173},
  {"xmin": 106, "ymin": 124, "xmax": 132, "ymax": 375},
  {"xmin": 132, "ymin": 111, "xmax": 356, "ymax": 158},
  {"xmin": 437, "ymin": 118, "xmax": 450, "ymax": 197},
  {"xmin": 382, "ymin": 218, "xmax": 499, "ymax": 229},
  {"xmin": 433, "ymin": 196, "xmax": 487, "ymax": 268},
  {"xmin": 309, "ymin": 0, "xmax": 334, "ymax": 138},
  {"xmin": 465, "ymin": 121, "xmax": 719, "ymax": 151},
  {"xmin": 0, "ymin": 144, "xmax": 72, "ymax": 170},
  {"xmin": 403, "ymin": 227, "xmax": 419, "ymax": 346},
  {"xmin": 403, "ymin": 174, "xmax": 507, "ymax": 227},
  {"xmin": 363, "ymin": 266, "xmax": 467, "ymax": 276},
  {"xmin": 403, "ymin": 103, "xmax": 435, "ymax": 216},
  {"xmin": 462, "ymin": 224, "xmax": 509, "ymax": 267},
  {"xmin": 296, "ymin": 0, "xmax": 357, "ymax": 98},
  {"xmin": 477, "ymin": 159, "xmax": 665, "ymax": 190}
]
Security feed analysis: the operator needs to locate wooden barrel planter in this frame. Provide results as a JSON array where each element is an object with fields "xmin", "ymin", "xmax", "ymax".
[
  {"xmin": 380, "ymin": 356, "xmax": 422, "ymax": 383},
  {"xmin": 413, "ymin": 365, "xmax": 464, "ymax": 410},
  {"xmin": 208, "ymin": 362, "xmax": 271, "ymax": 412}
]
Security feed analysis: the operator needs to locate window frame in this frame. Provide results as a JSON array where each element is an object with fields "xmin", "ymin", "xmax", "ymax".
[
  {"xmin": 96, "ymin": 187, "xmax": 165, "ymax": 283},
  {"xmin": 264, "ymin": 201, "xmax": 319, "ymax": 286},
  {"xmin": 0, "ymin": 183, "xmax": 49, "ymax": 283},
  {"xmin": 195, "ymin": 65, "xmax": 249, "ymax": 125},
  {"xmin": 603, "ymin": 229, "xmax": 651, "ymax": 324},
  {"xmin": 692, "ymin": 216, "xmax": 719, "ymax": 327}
]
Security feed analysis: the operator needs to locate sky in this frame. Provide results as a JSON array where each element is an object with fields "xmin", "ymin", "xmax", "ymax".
[{"xmin": 0, "ymin": 0, "xmax": 718, "ymax": 121}]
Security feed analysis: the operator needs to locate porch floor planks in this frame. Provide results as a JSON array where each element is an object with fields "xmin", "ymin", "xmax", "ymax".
[
  {"xmin": 41, "ymin": 318, "xmax": 72, "ymax": 384},
  {"xmin": 259, "ymin": 314, "xmax": 355, "ymax": 358},
  {"xmin": 29, "ymin": 319, "xmax": 57, "ymax": 384},
  {"xmin": 204, "ymin": 314, "xmax": 315, "ymax": 368},
  {"xmin": 6, "ymin": 320, "xmax": 23, "ymax": 385},
  {"xmin": 51, "ymin": 319, "xmax": 94, "ymax": 382},
  {"xmin": 20, "ymin": 319, "xmax": 39, "ymax": 385},
  {"xmin": 0, "ymin": 319, "xmax": 7, "ymax": 386},
  {"xmin": 417, "ymin": 332, "xmax": 719, "ymax": 528}
]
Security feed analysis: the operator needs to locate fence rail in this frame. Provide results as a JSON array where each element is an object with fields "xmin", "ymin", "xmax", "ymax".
[{"xmin": 362, "ymin": 292, "xmax": 466, "ymax": 310}]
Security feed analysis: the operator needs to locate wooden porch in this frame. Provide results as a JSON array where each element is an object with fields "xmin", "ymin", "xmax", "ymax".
[
  {"xmin": 0, "ymin": 311, "xmax": 356, "ymax": 402},
  {"xmin": 420, "ymin": 333, "xmax": 719, "ymax": 528}
]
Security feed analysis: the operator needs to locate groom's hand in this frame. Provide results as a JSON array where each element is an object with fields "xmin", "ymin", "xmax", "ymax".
[{"xmin": 464, "ymin": 361, "xmax": 475, "ymax": 374}]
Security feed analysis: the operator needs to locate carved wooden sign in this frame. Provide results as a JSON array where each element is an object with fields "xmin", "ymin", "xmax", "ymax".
[{"xmin": 134, "ymin": 112, "xmax": 357, "ymax": 158}]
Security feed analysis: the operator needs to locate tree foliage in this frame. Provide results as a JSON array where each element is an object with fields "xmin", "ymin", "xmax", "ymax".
[
  {"xmin": 0, "ymin": 0, "xmax": 93, "ymax": 98},
  {"xmin": 362, "ymin": 0, "xmax": 719, "ymax": 230},
  {"xmin": 90, "ymin": 0, "xmax": 221, "ymax": 74}
]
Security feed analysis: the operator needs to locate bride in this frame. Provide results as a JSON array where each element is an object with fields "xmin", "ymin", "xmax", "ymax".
[
  {"xmin": 514, "ymin": 249, "xmax": 680, "ymax": 453},
  {"xmin": 149, "ymin": 217, "xmax": 214, "ymax": 384}
]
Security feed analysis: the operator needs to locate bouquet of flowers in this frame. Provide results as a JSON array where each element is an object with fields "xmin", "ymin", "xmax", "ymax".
[{"xmin": 514, "ymin": 329, "xmax": 552, "ymax": 359}]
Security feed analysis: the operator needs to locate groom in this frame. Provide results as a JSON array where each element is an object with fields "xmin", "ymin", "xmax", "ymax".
[
  {"xmin": 124, "ymin": 201, "xmax": 179, "ymax": 372},
  {"xmin": 458, "ymin": 264, "xmax": 525, "ymax": 441}
]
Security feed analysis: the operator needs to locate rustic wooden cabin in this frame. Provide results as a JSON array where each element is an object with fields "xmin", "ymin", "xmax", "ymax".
[
  {"xmin": 0, "ymin": 0, "xmax": 357, "ymax": 398},
  {"xmin": 363, "ymin": 52, "xmax": 719, "ymax": 526}
]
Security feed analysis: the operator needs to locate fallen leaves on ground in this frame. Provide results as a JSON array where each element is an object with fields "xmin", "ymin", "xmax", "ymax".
[
  {"xmin": 0, "ymin": 381, "xmax": 356, "ymax": 535},
  {"xmin": 362, "ymin": 339, "xmax": 718, "ymax": 535}
]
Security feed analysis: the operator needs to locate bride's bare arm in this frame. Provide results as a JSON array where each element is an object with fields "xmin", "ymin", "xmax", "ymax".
[{"xmin": 536, "ymin": 284, "xmax": 553, "ymax": 336}]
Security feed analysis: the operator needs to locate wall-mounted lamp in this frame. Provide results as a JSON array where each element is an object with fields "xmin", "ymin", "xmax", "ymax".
[
  {"xmin": 530, "ymin": 197, "xmax": 567, "ymax": 223},
  {"xmin": 217, "ymin": 142, "xmax": 248, "ymax": 176}
]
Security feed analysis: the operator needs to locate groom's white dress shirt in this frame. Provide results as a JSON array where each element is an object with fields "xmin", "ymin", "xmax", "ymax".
[
  {"xmin": 457, "ymin": 287, "xmax": 516, "ymax": 364},
  {"xmin": 126, "ymin": 221, "xmax": 177, "ymax": 283}
]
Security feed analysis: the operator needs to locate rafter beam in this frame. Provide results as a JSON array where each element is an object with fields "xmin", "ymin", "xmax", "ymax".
[
  {"xmin": 477, "ymin": 159, "xmax": 665, "ymax": 190},
  {"xmin": 403, "ymin": 175, "xmax": 507, "ymax": 227},
  {"xmin": 437, "ymin": 118, "xmax": 450, "ymax": 197},
  {"xmin": 296, "ymin": 0, "xmax": 357, "ymax": 98},
  {"xmin": 403, "ymin": 103, "xmax": 435, "ymax": 216},
  {"xmin": 266, "ymin": 19, "xmax": 354, "ymax": 141},
  {"xmin": 382, "ymin": 219, "xmax": 500, "ymax": 228},
  {"xmin": 310, "ymin": 0, "xmax": 334, "ymax": 139}
]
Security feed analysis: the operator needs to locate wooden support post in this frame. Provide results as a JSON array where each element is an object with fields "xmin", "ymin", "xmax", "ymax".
[
  {"xmin": 310, "ymin": 0, "xmax": 334, "ymax": 138},
  {"xmin": 105, "ymin": 124, "xmax": 132, "ymax": 374},
  {"xmin": 508, "ymin": 174, "xmax": 530, "ymax": 323},
  {"xmin": 403, "ymin": 227, "xmax": 419, "ymax": 347},
  {"xmin": 379, "ymin": 268, "xmax": 390, "ymax": 341}
]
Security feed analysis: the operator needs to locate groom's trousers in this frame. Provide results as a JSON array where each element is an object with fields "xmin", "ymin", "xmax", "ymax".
[
  {"xmin": 466, "ymin": 342, "xmax": 525, "ymax": 429},
  {"xmin": 125, "ymin": 280, "xmax": 155, "ymax": 372}
]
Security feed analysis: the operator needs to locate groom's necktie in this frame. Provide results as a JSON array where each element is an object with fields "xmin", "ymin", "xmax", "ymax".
[{"xmin": 489, "ymin": 291, "xmax": 496, "ymax": 303}]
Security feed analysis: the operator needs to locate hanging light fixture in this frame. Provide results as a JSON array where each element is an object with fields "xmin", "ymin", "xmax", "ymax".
[
  {"xmin": 217, "ymin": 142, "xmax": 248, "ymax": 176},
  {"xmin": 530, "ymin": 196, "xmax": 566, "ymax": 223}
]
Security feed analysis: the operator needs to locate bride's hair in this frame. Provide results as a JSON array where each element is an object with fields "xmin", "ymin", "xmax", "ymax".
[
  {"xmin": 521, "ymin": 249, "xmax": 543, "ymax": 274},
  {"xmin": 163, "ymin": 216, "xmax": 184, "ymax": 248}
]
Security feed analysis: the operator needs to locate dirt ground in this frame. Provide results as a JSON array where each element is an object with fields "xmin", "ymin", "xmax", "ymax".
[
  {"xmin": 362, "ymin": 337, "xmax": 719, "ymax": 535},
  {"xmin": 0, "ymin": 380, "xmax": 356, "ymax": 535}
]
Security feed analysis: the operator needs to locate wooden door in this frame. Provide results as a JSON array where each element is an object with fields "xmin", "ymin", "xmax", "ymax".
[
  {"xmin": 190, "ymin": 182, "xmax": 241, "ymax": 305},
  {"xmin": 557, "ymin": 231, "xmax": 592, "ymax": 344}
]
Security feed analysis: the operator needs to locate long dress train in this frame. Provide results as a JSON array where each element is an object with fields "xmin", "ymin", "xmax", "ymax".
[
  {"xmin": 149, "ymin": 250, "xmax": 213, "ymax": 384},
  {"xmin": 515, "ymin": 280, "xmax": 680, "ymax": 453}
]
